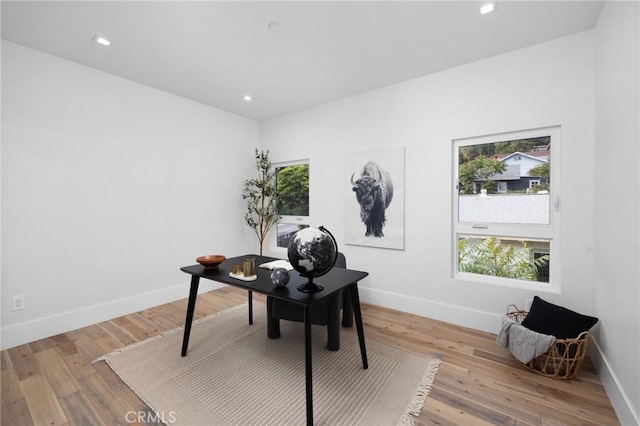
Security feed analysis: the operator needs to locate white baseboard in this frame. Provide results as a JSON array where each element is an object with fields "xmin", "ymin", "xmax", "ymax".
[
  {"xmin": 357, "ymin": 286, "xmax": 502, "ymax": 334},
  {"xmin": 359, "ymin": 286, "xmax": 639, "ymax": 426},
  {"xmin": 589, "ymin": 339, "xmax": 640, "ymax": 426},
  {"xmin": 1, "ymin": 280, "xmax": 225, "ymax": 350}
]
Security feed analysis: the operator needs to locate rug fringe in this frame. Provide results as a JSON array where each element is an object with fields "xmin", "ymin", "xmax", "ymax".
[
  {"xmin": 102, "ymin": 356, "xmax": 175, "ymax": 426},
  {"xmin": 92, "ymin": 303, "xmax": 247, "ymax": 364},
  {"xmin": 397, "ymin": 358, "xmax": 442, "ymax": 426}
]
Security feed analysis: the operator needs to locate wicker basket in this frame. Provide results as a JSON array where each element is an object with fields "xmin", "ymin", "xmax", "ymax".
[{"xmin": 506, "ymin": 305, "xmax": 589, "ymax": 380}]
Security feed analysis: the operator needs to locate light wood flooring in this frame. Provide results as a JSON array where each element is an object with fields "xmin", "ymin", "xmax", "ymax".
[{"xmin": 1, "ymin": 286, "xmax": 619, "ymax": 425}]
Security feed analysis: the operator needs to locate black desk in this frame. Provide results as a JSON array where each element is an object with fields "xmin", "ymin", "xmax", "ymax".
[{"xmin": 180, "ymin": 255, "xmax": 369, "ymax": 425}]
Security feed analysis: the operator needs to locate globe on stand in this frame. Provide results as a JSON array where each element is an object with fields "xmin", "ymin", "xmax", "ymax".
[
  {"xmin": 287, "ymin": 226, "xmax": 338, "ymax": 293},
  {"xmin": 270, "ymin": 267, "xmax": 290, "ymax": 287}
]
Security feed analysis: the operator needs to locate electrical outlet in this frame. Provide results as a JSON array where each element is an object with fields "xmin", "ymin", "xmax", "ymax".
[
  {"xmin": 525, "ymin": 298, "xmax": 533, "ymax": 312},
  {"xmin": 12, "ymin": 295, "xmax": 25, "ymax": 311}
]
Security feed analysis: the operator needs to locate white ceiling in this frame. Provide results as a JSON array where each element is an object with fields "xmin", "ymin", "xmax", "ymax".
[{"xmin": 1, "ymin": 1, "xmax": 605, "ymax": 121}]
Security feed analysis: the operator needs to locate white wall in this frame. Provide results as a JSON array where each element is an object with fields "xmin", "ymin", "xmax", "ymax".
[
  {"xmin": 261, "ymin": 31, "xmax": 596, "ymax": 334},
  {"xmin": 1, "ymin": 41, "xmax": 258, "ymax": 349},
  {"xmin": 594, "ymin": 2, "xmax": 640, "ymax": 424}
]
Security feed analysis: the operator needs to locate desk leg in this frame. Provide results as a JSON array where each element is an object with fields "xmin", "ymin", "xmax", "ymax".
[
  {"xmin": 248, "ymin": 290, "xmax": 253, "ymax": 325},
  {"xmin": 304, "ymin": 305, "xmax": 314, "ymax": 426},
  {"xmin": 181, "ymin": 276, "xmax": 200, "ymax": 356},
  {"xmin": 349, "ymin": 283, "xmax": 368, "ymax": 369}
]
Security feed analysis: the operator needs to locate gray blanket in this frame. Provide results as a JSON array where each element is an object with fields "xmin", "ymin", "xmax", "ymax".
[{"xmin": 496, "ymin": 315, "xmax": 556, "ymax": 364}]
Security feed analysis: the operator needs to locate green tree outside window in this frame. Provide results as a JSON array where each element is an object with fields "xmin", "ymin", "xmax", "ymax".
[
  {"xmin": 458, "ymin": 236, "xmax": 549, "ymax": 282},
  {"xmin": 276, "ymin": 164, "xmax": 309, "ymax": 216}
]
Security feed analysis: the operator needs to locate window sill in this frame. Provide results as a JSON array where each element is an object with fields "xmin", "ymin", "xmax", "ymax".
[{"xmin": 454, "ymin": 271, "xmax": 560, "ymax": 293}]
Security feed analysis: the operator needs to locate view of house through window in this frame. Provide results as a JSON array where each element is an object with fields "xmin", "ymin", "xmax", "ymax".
[
  {"xmin": 275, "ymin": 162, "xmax": 310, "ymax": 248},
  {"xmin": 454, "ymin": 128, "xmax": 557, "ymax": 285},
  {"xmin": 276, "ymin": 223, "xmax": 310, "ymax": 249}
]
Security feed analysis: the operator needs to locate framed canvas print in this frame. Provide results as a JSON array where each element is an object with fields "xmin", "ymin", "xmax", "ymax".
[{"xmin": 344, "ymin": 146, "xmax": 405, "ymax": 250}]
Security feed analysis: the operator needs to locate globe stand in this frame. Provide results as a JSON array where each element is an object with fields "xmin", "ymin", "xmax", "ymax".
[{"xmin": 297, "ymin": 276, "xmax": 324, "ymax": 293}]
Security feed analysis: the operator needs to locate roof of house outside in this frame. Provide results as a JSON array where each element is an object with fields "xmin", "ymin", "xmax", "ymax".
[{"xmin": 493, "ymin": 146, "xmax": 550, "ymax": 162}]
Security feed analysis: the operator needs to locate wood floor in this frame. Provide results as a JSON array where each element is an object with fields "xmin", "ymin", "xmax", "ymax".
[{"xmin": 1, "ymin": 286, "xmax": 619, "ymax": 426}]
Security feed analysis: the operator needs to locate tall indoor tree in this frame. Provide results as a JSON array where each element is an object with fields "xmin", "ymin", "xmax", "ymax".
[{"xmin": 242, "ymin": 149, "xmax": 279, "ymax": 255}]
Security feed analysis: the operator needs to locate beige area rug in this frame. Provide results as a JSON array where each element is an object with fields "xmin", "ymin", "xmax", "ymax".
[{"xmin": 96, "ymin": 303, "xmax": 440, "ymax": 425}]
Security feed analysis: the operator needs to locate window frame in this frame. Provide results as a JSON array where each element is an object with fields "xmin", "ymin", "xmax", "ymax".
[
  {"xmin": 272, "ymin": 159, "xmax": 310, "ymax": 252},
  {"xmin": 452, "ymin": 126, "xmax": 560, "ymax": 292}
]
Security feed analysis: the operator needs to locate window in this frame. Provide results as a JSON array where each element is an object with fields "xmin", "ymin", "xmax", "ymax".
[
  {"xmin": 274, "ymin": 160, "xmax": 310, "ymax": 249},
  {"xmin": 453, "ymin": 127, "xmax": 559, "ymax": 289}
]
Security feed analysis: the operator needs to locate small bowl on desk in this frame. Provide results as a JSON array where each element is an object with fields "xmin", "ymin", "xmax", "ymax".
[{"xmin": 196, "ymin": 255, "xmax": 226, "ymax": 270}]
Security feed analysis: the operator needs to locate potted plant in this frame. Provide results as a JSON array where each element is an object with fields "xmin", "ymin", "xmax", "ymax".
[{"xmin": 242, "ymin": 149, "xmax": 280, "ymax": 255}]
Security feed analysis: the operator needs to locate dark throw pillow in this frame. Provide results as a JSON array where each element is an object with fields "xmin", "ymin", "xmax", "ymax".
[{"xmin": 521, "ymin": 296, "xmax": 599, "ymax": 339}]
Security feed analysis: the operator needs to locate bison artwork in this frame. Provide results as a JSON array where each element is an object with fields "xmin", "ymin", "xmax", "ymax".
[{"xmin": 351, "ymin": 162, "xmax": 394, "ymax": 238}]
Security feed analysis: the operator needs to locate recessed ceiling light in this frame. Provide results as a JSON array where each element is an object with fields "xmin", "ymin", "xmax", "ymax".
[
  {"xmin": 267, "ymin": 21, "xmax": 286, "ymax": 34},
  {"xmin": 92, "ymin": 35, "xmax": 111, "ymax": 46},
  {"xmin": 243, "ymin": 95, "xmax": 253, "ymax": 102},
  {"xmin": 480, "ymin": 3, "xmax": 495, "ymax": 15}
]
